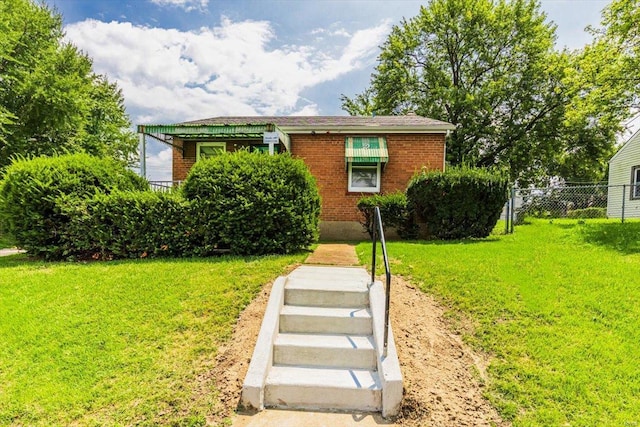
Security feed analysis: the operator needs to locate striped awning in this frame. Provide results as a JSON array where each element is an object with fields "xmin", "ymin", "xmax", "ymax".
[{"xmin": 345, "ymin": 137, "xmax": 388, "ymax": 164}]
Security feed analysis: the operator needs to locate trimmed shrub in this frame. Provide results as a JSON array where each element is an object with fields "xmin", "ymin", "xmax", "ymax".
[
  {"xmin": 407, "ymin": 166, "xmax": 509, "ymax": 240},
  {"xmin": 182, "ymin": 151, "xmax": 320, "ymax": 255},
  {"xmin": 357, "ymin": 192, "xmax": 418, "ymax": 239},
  {"xmin": 567, "ymin": 207, "xmax": 607, "ymax": 219},
  {"xmin": 0, "ymin": 153, "xmax": 148, "ymax": 259},
  {"xmin": 61, "ymin": 191, "xmax": 194, "ymax": 260}
]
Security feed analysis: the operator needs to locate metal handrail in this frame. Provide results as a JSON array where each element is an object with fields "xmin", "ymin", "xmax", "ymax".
[{"xmin": 371, "ymin": 206, "xmax": 392, "ymax": 357}]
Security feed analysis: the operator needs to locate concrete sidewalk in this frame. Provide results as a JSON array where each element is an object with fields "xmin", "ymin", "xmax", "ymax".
[
  {"xmin": 232, "ymin": 408, "xmax": 394, "ymax": 427},
  {"xmin": 0, "ymin": 248, "xmax": 24, "ymax": 257},
  {"xmin": 230, "ymin": 243, "xmax": 398, "ymax": 427}
]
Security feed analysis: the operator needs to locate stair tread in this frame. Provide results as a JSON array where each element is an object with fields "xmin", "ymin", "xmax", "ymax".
[
  {"xmin": 281, "ymin": 305, "xmax": 371, "ymax": 318},
  {"xmin": 267, "ymin": 365, "xmax": 382, "ymax": 390},
  {"xmin": 288, "ymin": 265, "xmax": 370, "ymax": 281},
  {"xmin": 285, "ymin": 277, "xmax": 369, "ymax": 292},
  {"xmin": 275, "ymin": 333, "xmax": 374, "ymax": 350}
]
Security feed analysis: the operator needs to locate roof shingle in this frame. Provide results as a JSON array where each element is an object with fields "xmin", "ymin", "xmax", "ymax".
[{"xmin": 181, "ymin": 115, "xmax": 455, "ymax": 131}]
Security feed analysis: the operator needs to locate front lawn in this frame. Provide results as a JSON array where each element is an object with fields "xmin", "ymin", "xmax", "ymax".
[
  {"xmin": 359, "ymin": 219, "xmax": 640, "ymax": 426},
  {"xmin": 0, "ymin": 253, "xmax": 305, "ymax": 426}
]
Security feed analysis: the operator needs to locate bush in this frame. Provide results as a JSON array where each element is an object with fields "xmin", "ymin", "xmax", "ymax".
[
  {"xmin": 182, "ymin": 151, "xmax": 320, "ymax": 255},
  {"xmin": 357, "ymin": 192, "xmax": 418, "ymax": 239},
  {"xmin": 407, "ymin": 166, "xmax": 509, "ymax": 240},
  {"xmin": 0, "ymin": 153, "xmax": 148, "ymax": 259},
  {"xmin": 61, "ymin": 191, "xmax": 195, "ymax": 260},
  {"xmin": 567, "ymin": 207, "xmax": 607, "ymax": 219}
]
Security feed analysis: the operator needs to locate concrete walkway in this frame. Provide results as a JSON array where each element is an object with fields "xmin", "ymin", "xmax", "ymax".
[
  {"xmin": 304, "ymin": 243, "xmax": 360, "ymax": 266},
  {"xmin": 232, "ymin": 408, "xmax": 393, "ymax": 427},
  {"xmin": 231, "ymin": 243, "xmax": 396, "ymax": 427},
  {"xmin": 0, "ymin": 248, "xmax": 24, "ymax": 257}
]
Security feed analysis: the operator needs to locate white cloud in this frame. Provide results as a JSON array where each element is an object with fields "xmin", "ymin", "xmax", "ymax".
[
  {"xmin": 144, "ymin": 147, "xmax": 173, "ymax": 181},
  {"xmin": 64, "ymin": 17, "xmax": 390, "ymax": 124},
  {"xmin": 149, "ymin": 0, "xmax": 208, "ymax": 12}
]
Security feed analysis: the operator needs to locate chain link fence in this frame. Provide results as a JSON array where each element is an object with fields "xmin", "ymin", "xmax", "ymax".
[{"xmin": 504, "ymin": 184, "xmax": 639, "ymax": 233}]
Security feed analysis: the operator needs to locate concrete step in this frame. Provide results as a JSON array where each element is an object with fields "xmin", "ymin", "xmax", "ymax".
[
  {"xmin": 273, "ymin": 333, "xmax": 376, "ymax": 369},
  {"xmin": 287, "ymin": 265, "xmax": 371, "ymax": 283},
  {"xmin": 265, "ymin": 365, "xmax": 382, "ymax": 412},
  {"xmin": 279, "ymin": 305, "xmax": 373, "ymax": 335},
  {"xmin": 285, "ymin": 278, "xmax": 369, "ymax": 308}
]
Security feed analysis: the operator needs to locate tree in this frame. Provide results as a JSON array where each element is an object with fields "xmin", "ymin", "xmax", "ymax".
[
  {"xmin": 551, "ymin": 0, "xmax": 640, "ymax": 183},
  {"xmin": 342, "ymin": 0, "xmax": 638, "ymax": 184},
  {"xmin": 0, "ymin": 0, "xmax": 137, "ymax": 169}
]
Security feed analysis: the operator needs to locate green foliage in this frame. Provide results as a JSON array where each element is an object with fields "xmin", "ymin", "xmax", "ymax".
[
  {"xmin": 407, "ymin": 166, "xmax": 509, "ymax": 239},
  {"xmin": 356, "ymin": 192, "xmax": 418, "ymax": 239},
  {"xmin": 0, "ymin": 0, "xmax": 137, "ymax": 168},
  {"xmin": 567, "ymin": 207, "xmax": 607, "ymax": 219},
  {"xmin": 342, "ymin": 0, "xmax": 638, "ymax": 184},
  {"xmin": 61, "ymin": 191, "xmax": 195, "ymax": 260},
  {"xmin": 0, "ymin": 231, "xmax": 14, "ymax": 249},
  {"xmin": 182, "ymin": 151, "xmax": 320, "ymax": 255},
  {"xmin": 0, "ymin": 153, "xmax": 148, "ymax": 259}
]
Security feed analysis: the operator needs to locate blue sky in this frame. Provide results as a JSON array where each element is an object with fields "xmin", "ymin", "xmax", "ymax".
[{"xmin": 47, "ymin": 0, "xmax": 612, "ymax": 179}]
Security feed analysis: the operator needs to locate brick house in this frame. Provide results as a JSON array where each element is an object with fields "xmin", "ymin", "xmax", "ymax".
[{"xmin": 137, "ymin": 115, "xmax": 454, "ymax": 239}]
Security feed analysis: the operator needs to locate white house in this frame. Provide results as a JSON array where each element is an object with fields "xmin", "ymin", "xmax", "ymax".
[{"xmin": 607, "ymin": 129, "xmax": 640, "ymax": 218}]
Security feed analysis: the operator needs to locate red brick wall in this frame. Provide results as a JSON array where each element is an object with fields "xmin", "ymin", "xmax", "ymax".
[
  {"xmin": 172, "ymin": 138, "xmax": 269, "ymax": 180},
  {"xmin": 290, "ymin": 133, "xmax": 445, "ymax": 221},
  {"xmin": 172, "ymin": 133, "xmax": 446, "ymax": 221}
]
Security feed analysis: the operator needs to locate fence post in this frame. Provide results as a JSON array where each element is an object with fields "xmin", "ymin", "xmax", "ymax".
[
  {"xmin": 622, "ymin": 184, "xmax": 626, "ymax": 223},
  {"xmin": 504, "ymin": 191, "xmax": 511, "ymax": 234},
  {"xmin": 510, "ymin": 187, "xmax": 516, "ymax": 234}
]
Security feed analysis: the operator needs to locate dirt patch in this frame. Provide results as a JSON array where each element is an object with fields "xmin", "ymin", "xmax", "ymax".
[
  {"xmin": 390, "ymin": 276, "xmax": 507, "ymax": 426},
  {"xmin": 208, "ymin": 272, "xmax": 508, "ymax": 426}
]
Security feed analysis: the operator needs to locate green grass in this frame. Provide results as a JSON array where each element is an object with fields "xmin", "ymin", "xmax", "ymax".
[
  {"xmin": 0, "ymin": 253, "xmax": 306, "ymax": 426},
  {"xmin": 358, "ymin": 219, "xmax": 640, "ymax": 426}
]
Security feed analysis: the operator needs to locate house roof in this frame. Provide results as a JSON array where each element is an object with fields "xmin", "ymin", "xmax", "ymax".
[
  {"xmin": 609, "ymin": 128, "xmax": 640, "ymax": 163},
  {"xmin": 180, "ymin": 115, "xmax": 455, "ymax": 133}
]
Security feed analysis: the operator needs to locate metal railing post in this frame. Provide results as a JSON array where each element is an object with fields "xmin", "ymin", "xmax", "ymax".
[
  {"xmin": 371, "ymin": 213, "xmax": 377, "ymax": 285},
  {"xmin": 370, "ymin": 207, "xmax": 392, "ymax": 358}
]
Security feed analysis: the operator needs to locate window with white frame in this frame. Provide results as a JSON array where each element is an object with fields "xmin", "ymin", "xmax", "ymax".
[
  {"xmin": 196, "ymin": 142, "xmax": 226, "ymax": 160},
  {"xmin": 348, "ymin": 163, "xmax": 381, "ymax": 193},
  {"xmin": 632, "ymin": 165, "xmax": 640, "ymax": 199}
]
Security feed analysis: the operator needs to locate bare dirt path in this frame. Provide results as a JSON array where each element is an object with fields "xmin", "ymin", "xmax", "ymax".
[{"xmin": 207, "ymin": 246, "xmax": 508, "ymax": 426}]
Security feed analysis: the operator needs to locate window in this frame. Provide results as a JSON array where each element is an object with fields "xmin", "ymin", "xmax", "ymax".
[
  {"xmin": 344, "ymin": 136, "xmax": 387, "ymax": 193},
  {"xmin": 632, "ymin": 166, "xmax": 640, "ymax": 199},
  {"xmin": 348, "ymin": 163, "xmax": 381, "ymax": 193},
  {"xmin": 196, "ymin": 142, "xmax": 226, "ymax": 159},
  {"xmin": 252, "ymin": 144, "xmax": 271, "ymax": 154}
]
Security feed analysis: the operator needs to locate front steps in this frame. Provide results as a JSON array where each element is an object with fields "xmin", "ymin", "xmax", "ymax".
[{"xmin": 241, "ymin": 265, "xmax": 402, "ymax": 417}]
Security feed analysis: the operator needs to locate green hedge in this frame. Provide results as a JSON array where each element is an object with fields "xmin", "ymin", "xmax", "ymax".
[
  {"xmin": 0, "ymin": 153, "xmax": 148, "ymax": 259},
  {"xmin": 407, "ymin": 166, "xmax": 509, "ymax": 240},
  {"xmin": 182, "ymin": 151, "xmax": 320, "ymax": 255},
  {"xmin": 356, "ymin": 192, "xmax": 418, "ymax": 239},
  {"xmin": 567, "ymin": 207, "xmax": 607, "ymax": 219},
  {"xmin": 0, "ymin": 152, "xmax": 321, "ymax": 260},
  {"xmin": 61, "ymin": 191, "xmax": 194, "ymax": 260}
]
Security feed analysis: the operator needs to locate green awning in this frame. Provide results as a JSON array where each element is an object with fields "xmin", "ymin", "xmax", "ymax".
[{"xmin": 345, "ymin": 137, "xmax": 388, "ymax": 164}]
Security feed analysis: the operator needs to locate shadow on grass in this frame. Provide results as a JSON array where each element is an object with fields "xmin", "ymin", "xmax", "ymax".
[
  {"xmin": 391, "ymin": 236, "xmax": 501, "ymax": 247},
  {"xmin": 0, "ymin": 250, "xmax": 310, "ymax": 269},
  {"xmin": 579, "ymin": 222, "xmax": 640, "ymax": 254}
]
